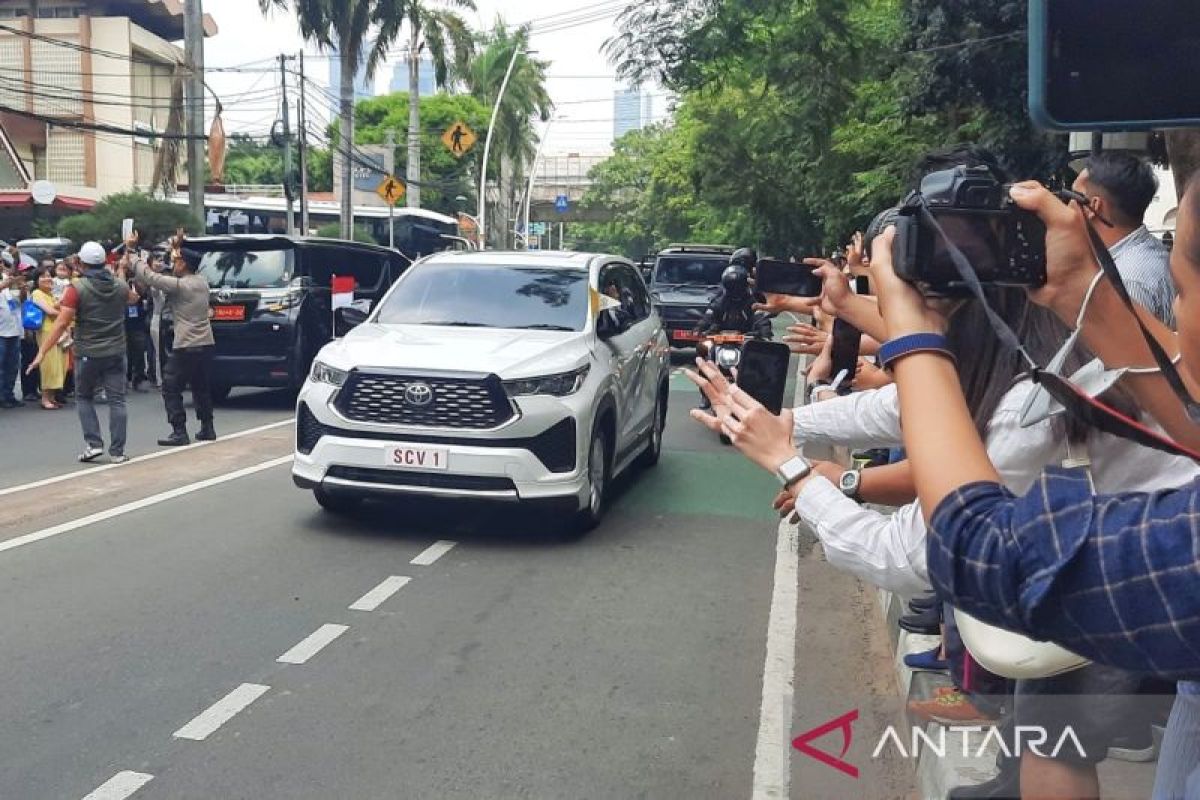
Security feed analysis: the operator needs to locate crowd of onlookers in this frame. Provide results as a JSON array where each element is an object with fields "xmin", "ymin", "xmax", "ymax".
[
  {"xmin": 1, "ymin": 243, "xmax": 171, "ymax": 412},
  {"xmin": 4, "ymin": 229, "xmax": 217, "ymax": 462},
  {"xmin": 687, "ymin": 148, "xmax": 1199, "ymax": 799}
]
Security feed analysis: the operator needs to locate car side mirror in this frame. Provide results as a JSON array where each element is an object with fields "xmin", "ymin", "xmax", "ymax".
[{"xmin": 334, "ymin": 306, "xmax": 368, "ymax": 337}]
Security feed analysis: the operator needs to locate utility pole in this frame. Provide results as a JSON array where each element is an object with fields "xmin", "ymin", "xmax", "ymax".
[
  {"xmin": 405, "ymin": 27, "xmax": 421, "ymax": 209},
  {"xmin": 384, "ymin": 128, "xmax": 396, "ymax": 249},
  {"xmin": 184, "ymin": 0, "xmax": 205, "ymax": 225},
  {"xmin": 280, "ymin": 54, "xmax": 295, "ymax": 235},
  {"xmin": 478, "ymin": 46, "xmax": 527, "ymax": 250},
  {"xmin": 297, "ymin": 51, "xmax": 310, "ymax": 236}
]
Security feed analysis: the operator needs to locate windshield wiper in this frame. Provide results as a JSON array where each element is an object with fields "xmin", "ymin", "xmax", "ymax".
[
  {"xmin": 513, "ymin": 323, "xmax": 575, "ymax": 331},
  {"xmin": 419, "ymin": 320, "xmax": 490, "ymax": 327}
]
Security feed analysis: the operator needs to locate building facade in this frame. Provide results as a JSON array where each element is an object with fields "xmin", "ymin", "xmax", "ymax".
[
  {"xmin": 389, "ymin": 55, "xmax": 436, "ymax": 97},
  {"xmin": 613, "ymin": 87, "xmax": 652, "ymax": 142},
  {"xmin": 0, "ymin": 0, "xmax": 216, "ymax": 209}
]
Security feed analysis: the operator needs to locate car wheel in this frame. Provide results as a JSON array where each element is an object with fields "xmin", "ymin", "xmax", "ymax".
[
  {"xmin": 574, "ymin": 424, "xmax": 611, "ymax": 532},
  {"xmin": 637, "ymin": 383, "xmax": 668, "ymax": 468},
  {"xmin": 313, "ymin": 486, "xmax": 362, "ymax": 514}
]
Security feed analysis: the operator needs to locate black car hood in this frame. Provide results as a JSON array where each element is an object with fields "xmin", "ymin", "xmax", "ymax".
[{"xmin": 653, "ymin": 285, "xmax": 719, "ymax": 305}]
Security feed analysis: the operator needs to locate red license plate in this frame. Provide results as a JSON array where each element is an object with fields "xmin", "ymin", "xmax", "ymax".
[
  {"xmin": 212, "ymin": 304, "xmax": 246, "ymax": 322},
  {"xmin": 672, "ymin": 330, "xmax": 701, "ymax": 342}
]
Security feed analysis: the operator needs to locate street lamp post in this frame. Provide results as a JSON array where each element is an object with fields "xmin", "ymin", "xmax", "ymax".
[
  {"xmin": 518, "ymin": 114, "xmax": 558, "ymax": 250},
  {"xmin": 477, "ymin": 47, "xmax": 529, "ymax": 251}
]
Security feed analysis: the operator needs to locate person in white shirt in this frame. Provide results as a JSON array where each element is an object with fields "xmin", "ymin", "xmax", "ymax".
[{"xmin": 0, "ymin": 260, "xmax": 26, "ymax": 407}]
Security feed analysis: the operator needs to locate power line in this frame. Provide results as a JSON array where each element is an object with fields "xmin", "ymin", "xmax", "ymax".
[
  {"xmin": 0, "ymin": 101, "xmax": 207, "ymax": 140},
  {"xmin": 0, "ymin": 23, "xmax": 187, "ymax": 70}
]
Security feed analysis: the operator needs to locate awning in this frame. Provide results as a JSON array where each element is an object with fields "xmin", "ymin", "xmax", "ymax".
[{"xmin": 0, "ymin": 192, "xmax": 96, "ymax": 211}]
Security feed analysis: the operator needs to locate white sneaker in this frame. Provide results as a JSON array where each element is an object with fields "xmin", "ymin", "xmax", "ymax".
[
  {"xmin": 78, "ymin": 446, "xmax": 104, "ymax": 463},
  {"xmin": 110, "ymin": 454, "xmax": 129, "ymax": 464}
]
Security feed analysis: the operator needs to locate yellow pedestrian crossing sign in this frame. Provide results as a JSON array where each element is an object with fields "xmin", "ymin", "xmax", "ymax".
[
  {"xmin": 376, "ymin": 174, "xmax": 405, "ymax": 205},
  {"xmin": 442, "ymin": 120, "xmax": 478, "ymax": 158}
]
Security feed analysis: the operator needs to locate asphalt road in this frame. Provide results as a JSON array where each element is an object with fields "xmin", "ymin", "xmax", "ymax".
[
  {"xmin": 0, "ymin": 368, "xmax": 909, "ymax": 799},
  {"xmin": 0, "ymin": 387, "xmax": 295, "ymax": 490}
]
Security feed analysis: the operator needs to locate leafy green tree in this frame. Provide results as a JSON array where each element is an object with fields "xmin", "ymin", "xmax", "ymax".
[
  {"xmin": 354, "ymin": 92, "xmax": 490, "ymax": 215},
  {"xmin": 398, "ymin": 0, "xmax": 475, "ymax": 208},
  {"xmin": 221, "ymin": 133, "xmax": 333, "ymax": 192},
  {"xmin": 57, "ymin": 193, "xmax": 201, "ymax": 245},
  {"xmin": 259, "ymin": 0, "xmax": 408, "ymax": 238}
]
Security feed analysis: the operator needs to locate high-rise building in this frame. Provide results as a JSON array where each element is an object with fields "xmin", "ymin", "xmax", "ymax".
[
  {"xmin": 390, "ymin": 55, "xmax": 437, "ymax": 97},
  {"xmin": 329, "ymin": 43, "xmax": 376, "ymax": 102},
  {"xmin": 613, "ymin": 88, "xmax": 653, "ymax": 141}
]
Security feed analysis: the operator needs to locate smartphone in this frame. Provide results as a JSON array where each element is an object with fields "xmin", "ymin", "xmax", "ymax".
[
  {"xmin": 121, "ymin": 218, "xmax": 134, "ymax": 242},
  {"xmin": 829, "ymin": 318, "xmax": 861, "ymax": 396},
  {"xmin": 756, "ymin": 258, "xmax": 823, "ymax": 297},
  {"xmin": 737, "ymin": 339, "xmax": 791, "ymax": 415}
]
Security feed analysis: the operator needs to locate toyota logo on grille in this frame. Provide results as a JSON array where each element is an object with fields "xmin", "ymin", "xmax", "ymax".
[{"xmin": 403, "ymin": 382, "xmax": 435, "ymax": 407}]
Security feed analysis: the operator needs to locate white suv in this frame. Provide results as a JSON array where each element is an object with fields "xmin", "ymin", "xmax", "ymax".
[{"xmin": 292, "ymin": 251, "xmax": 671, "ymax": 530}]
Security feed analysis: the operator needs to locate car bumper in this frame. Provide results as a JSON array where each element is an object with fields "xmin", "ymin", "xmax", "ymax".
[
  {"xmin": 293, "ymin": 383, "xmax": 591, "ymax": 509},
  {"xmin": 212, "ymin": 354, "xmax": 294, "ymax": 388}
]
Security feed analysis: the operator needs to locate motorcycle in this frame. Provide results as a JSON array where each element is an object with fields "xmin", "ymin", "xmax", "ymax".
[{"xmin": 695, "ymin": 312, "xmax": 774, "ymax": 444}]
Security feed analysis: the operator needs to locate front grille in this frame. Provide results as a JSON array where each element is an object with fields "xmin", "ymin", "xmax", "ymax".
[
  {"xmin": 335, "ymin": 371, "xmax": 514, "ymax": 429},
  {"xmin": 657, "ymin": 305, "xmax": 704, "ymax": 327},
  {"xmin": 296, "ymin": 402, "xmax": 325, "ymax": 454},
  {"xmin": 326, "ymin": 466, "xmax": 516, "ymax": 493}
]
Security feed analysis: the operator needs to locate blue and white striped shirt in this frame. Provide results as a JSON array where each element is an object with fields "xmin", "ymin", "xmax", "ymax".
[{"xmin": 1110, "ymin": 225, "xmax": 1176, "ymax": 328}]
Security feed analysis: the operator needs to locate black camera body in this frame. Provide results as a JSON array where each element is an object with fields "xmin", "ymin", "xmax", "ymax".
[{"xmin": 891, "ymin": 166, "xmax": 1047, "ymax": 292}]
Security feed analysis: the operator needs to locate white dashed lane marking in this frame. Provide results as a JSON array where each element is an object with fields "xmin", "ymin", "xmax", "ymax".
[
  {"xmin": 349, "ymin": 576, "xmax": 411, "ymax": 611},
  {"xmin": 276, "ymin": 624, "xmax": 349, "ymax": 665},
  {"xmin": 410, "ymin": 540, "xmax": 456, "ymax": 566},
  {"xmin": 173, "ymin": 683, "xmax": 271, "ymax": 741},
  {"xmin": 80, "ymin": 771, "xmax": 153, "ymax": 800}
]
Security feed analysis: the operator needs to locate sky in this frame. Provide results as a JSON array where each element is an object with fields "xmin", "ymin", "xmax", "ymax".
[{"xmin": 201, "ymin": 0, "xmax": 669, "ymax": 156}]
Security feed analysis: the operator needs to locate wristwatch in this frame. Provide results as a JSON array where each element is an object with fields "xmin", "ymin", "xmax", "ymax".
[
  {"xmin": 775, "ymin": 455, "xmax": 812, "ymax": 489},
  {"xmin": 839, "ymin": 468, "xmax": 863, "ymax": 501}
]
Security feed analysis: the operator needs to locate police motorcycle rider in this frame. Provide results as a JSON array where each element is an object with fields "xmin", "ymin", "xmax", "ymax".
[{"xmin": 694, "ymin": 247, "xmax": 773, "ymax": 339}]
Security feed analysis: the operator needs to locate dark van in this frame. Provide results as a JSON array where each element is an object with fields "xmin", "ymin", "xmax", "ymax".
[{"xmin": 188, "ymin": 235, "xmax": 409, "ymax": 400}]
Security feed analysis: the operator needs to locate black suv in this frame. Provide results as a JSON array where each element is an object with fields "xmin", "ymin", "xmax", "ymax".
[
  {"xmin": 647, "ymin": 244, "xmax": 735, "ymax": 347},
  {"xmin": 189, "ymin": 235, "xmax": 410, "ymax": 400}
]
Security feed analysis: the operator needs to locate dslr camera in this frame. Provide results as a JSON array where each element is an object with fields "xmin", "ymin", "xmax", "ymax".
[{"xmin": 888, "ymin": 165, "xmax": 1047, "ymax": 293}]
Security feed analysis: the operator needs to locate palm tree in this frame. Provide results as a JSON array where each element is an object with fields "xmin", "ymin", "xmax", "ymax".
[
  {"xmin": 258, "ymin": 0, "xmax": 406, "ymax": 238},
  {"xmin": 400, "ymin": 0, "xmax": 475, "ymax": 209},
  {"xmin": 466, "ymin": 21, "xmax": 552, "ymax": 247}
]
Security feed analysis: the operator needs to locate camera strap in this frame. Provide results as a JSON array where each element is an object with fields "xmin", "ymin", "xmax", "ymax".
[{"xmin": 916, "ymin": 203, "xmax": 1200, "ymax": 463}]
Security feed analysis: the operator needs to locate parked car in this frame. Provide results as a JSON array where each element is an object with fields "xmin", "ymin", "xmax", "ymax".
[
  {"xmin": 188, "ymin": 235, "xmax": 410, "ymax": 401},
  {"xmin": 16, "ymin": 237, "xmax": 74, "ymax": 263},
  {"xmin": 292, "ymin": 250, "xmax": 671, "ymax": 531},
  {"xmin": 646, "ymin": 243, "xmax": 735, "ymax": 347}
]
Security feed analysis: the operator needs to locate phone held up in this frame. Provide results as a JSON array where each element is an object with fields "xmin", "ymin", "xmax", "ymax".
[
  {"xmin": 736, "ymin": 339, "xmax": 791, "ymax": 415},
  {"xmin": 755, "ymin": 258, "xmax": 823, "ymax": 298}
]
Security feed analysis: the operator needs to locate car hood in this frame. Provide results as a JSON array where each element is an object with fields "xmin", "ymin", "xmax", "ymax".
[
  {"xmin": 653, "ymin": 285, "xmax": 718, "ymax": 306},
  {"xmin": 321, "ymin": 323, "xmax": 593, "ymax": 378}
]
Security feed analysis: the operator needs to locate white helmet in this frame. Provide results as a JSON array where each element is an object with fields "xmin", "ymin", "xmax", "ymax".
[{"xmin": 79, "ymin": 241, "xmax": 106, "ymax": 266}]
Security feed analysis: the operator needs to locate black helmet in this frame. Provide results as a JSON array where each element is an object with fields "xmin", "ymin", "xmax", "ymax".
[
  {"xmin": 721, "ymin": 263, "xmax": 750, "ymax": 295},
  {"xmin": 730, "ymin": 247, "xmax": 757, "ymax": 271}
]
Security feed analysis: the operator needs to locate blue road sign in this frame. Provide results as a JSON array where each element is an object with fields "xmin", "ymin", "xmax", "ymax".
[{"xmin": 555, "ymin": 194, "xmax": 569, "ymax": 213}]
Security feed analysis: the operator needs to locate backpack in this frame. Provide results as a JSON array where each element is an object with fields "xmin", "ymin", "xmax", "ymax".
[{"xmin": 21, "ymin": 298, "xmax": 44, "ymax": 331}]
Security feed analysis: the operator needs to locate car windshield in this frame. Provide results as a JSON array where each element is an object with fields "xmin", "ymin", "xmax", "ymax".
[
  {"xmin": 376, "ymin": 264, "xmax": 589, "ymax": 332},
  {"xmin": 197, "ymin": 249, "xmax": 292, "ymax": 289},
  {"xmin": 654, "ymin": 256, "xmax": 728, "ymax": 287}
]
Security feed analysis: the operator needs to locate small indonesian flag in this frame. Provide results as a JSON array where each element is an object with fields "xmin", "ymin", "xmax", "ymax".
[{"xmin": 331, "ymin": 275, "xmax": 355, "ymax": 310}]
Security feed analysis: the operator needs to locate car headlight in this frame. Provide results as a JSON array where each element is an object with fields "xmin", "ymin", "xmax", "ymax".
[
  {"xmin": 310, "ymin": 360, "xmax": 348, "ymax": 387},
  {"xmin": 715, "ymin": 346, "xmax": 741, "ymax": 369},
  {"xmin": 503, "ymin": 365, "xmax": 590, "ymax": 397}
]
